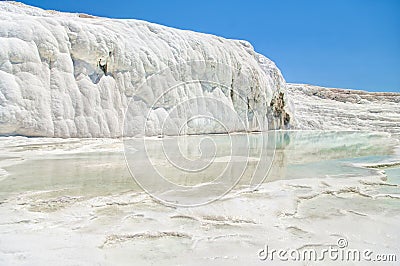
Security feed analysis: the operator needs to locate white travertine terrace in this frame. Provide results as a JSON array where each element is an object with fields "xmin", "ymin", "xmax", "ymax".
[
  {"xmin": 0, "ymin": 2, "xmax": 291, "ymax": 137},
  {"xmin": 1, "ymin": 2, "xmax": 398, "ymax": 138},
  {"xmin": 287, "ymin": 84, "xmax": 400, "ymax": 134}
]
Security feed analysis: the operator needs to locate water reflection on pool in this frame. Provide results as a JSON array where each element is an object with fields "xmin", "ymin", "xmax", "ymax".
[{"xmin": 0, "ymin": 131, "xmax": 398, "ymax": 201}]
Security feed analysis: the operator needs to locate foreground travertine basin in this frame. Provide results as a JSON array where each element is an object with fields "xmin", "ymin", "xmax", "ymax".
[{"xmin": 0, "ymin": 132, "xmax": 399, "ymax": 265}]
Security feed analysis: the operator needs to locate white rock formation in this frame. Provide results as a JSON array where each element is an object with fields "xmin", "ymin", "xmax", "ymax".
[
  {"xmin": 287, "ymin": 84, "xmax": 400, "ymax": 134},
  {"xmin": 0, "ymin": 2, "xmax": 291, "ymax": 137}
]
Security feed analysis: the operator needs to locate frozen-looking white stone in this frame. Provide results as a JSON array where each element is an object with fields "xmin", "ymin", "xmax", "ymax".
[
  {"xmin": 0, "ymin": 2, "xmax": 292, "ymax": 137},
  {"xmin": 287, "ymin": 84, "xmax": 400, "ymax": 134}
]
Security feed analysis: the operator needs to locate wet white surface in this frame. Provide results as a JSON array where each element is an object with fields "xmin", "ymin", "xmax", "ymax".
[{"xmin": 0, "ymin": 131, "xmax": 399, "ymax": 265}]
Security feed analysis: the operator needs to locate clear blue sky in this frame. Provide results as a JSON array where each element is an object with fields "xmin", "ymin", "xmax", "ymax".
[{"xmin": 18, "ymin": 0, "xmax": 400, "ymax": 92}]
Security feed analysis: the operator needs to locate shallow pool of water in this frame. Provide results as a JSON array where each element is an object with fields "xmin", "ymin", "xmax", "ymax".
[{"xmin": 0, "ymin": 131, "xmax": 399, "ymax": 266}]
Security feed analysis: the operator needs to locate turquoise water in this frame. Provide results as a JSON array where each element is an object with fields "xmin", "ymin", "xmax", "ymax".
[
  {"xmin": 386, "ymin": 168, "xmax": 400, "ymax": 184},
  {"xmin": 0, "ymin": 131, "xmax": 399, "ymax": 265},
  {"xmin": 0, "ymin": 131, "xmax": 398, "ymax": 202},
  {"xmin": 377, "ymin": 167, "xmax": 400, "ymax": 196},
  {"xmin": 285, "ymin": 159, "xmax": 376, "ymax": 179},
  {"xmin": 273, "ymin": 131, "xmax": 399, "ymax": 181}
]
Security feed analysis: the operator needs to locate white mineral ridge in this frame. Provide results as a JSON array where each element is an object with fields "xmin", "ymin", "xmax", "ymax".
[
  {"xmin": 288, "ymin": 84, "xmax": 400, "ymax": 134},
  {"xmin": 0, "ymin": 2, "xmax": 291, "ymax": 137}
]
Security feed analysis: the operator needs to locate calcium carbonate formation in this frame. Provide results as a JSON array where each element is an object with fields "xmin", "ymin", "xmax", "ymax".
[{"xmin": 0, "ymin": 2, "xmax": 292, "ymax": 137}]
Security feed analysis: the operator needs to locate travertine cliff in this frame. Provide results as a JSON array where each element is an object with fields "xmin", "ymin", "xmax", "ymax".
[
  {"xmin": 0, "ymin": 2, "xmax": 292, "ymax": 137},
  {"xmin": 287, "ymin": 84, "xmax": 400, "ymax": 134}
]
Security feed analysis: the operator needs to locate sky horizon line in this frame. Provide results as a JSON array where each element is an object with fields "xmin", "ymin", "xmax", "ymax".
[{"xmin": 11, "ymin": 0, "xmax": 400, "ymax": 92}]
